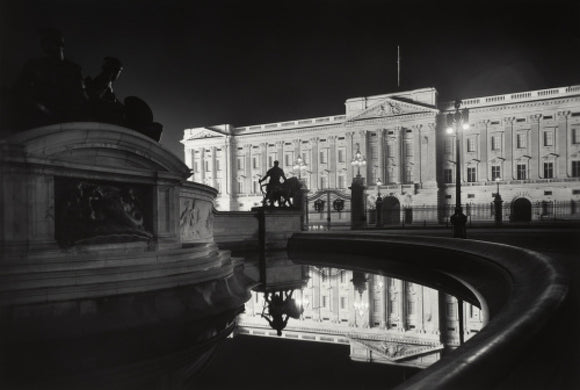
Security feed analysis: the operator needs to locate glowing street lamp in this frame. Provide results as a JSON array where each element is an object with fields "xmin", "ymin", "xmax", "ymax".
[
  {"xmin": 351, "ymin": 144, "xmax": 367, "ymax": 177},
  {"xmin": 292, "ymin": 156, "xmax": 307, "ymax": 180},
  {"xmin": 447, "ymin": 100, "xmax": 470, "ymax": 238}
]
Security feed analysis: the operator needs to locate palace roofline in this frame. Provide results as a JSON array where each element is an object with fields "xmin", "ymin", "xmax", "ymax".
[{"xmin": 183, "ymin": 84, "xmax": 580, "ymax": 140}]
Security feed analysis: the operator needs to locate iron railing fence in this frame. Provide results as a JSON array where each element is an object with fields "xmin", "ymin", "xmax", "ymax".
[{"xmin": 366, "ymin": 200, "xmax": 580, "ymax": 227}]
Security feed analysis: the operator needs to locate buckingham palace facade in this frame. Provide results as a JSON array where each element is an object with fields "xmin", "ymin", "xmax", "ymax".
[{"xmin": 181, "ymin": 85, "xmax": 580, "ymax": 222}]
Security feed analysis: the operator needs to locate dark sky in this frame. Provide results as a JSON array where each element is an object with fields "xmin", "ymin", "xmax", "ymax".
[{"xmin": 1, "ymin": 0, "xmax": 580, "ymax": 159}]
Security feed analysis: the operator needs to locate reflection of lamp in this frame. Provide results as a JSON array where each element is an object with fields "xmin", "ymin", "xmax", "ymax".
[
  {"xmin": 350, "ymin": 144, "xmax": 367, "ymax": 177},
  {"xmin": 353, "ymin": 299, "xmax": 369, "ymax": 318},
  {"xmin": 446, "ymin": 100, "xmax": 470, "ymax": 238},
  {"xmin": 293, "ymin": 156, "xmax": 307, "ymax": 180}
]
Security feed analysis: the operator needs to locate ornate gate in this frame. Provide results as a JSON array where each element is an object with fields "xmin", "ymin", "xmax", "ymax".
[{"xmin": 305, "ymin": 189, "xmax": 351, "ymax": 230}]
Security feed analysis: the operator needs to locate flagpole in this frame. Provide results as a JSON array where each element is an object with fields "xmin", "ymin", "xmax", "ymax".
[{"xmin": 397, "ymin": 45, "xmax": 400, "ymax": 89}]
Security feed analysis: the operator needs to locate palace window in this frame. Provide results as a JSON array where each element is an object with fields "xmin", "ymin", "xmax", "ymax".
[
  {"xmin": 204, "ymin": 160, "xmax": 209, "ymax": 171},
  {"xmin": 516, "ymin": 133, "xmax": 527, "ymax": 149},
  {"xmin": 467, "ymin": 167, "xmax": 477, "ymax": 182},
  {"xmin": 252, "ymin": 157, "xmax": 259, "ymax": 169},
  {"xmin": 517, "ymin": 164, "xmax": 527, "ymax": 180},
  {"xmin": 573, "ymin": 128, "xmax": 580, "ymax": 144},
  {"xmin": 543, "ymin": 130, "xmax": 554, "ymax": 146},
  {"xmin": 301, "ymin": 152, "xmax": 309, "ymax": 164},
  {"xmin": 268, "ymin": 154, "xmax": 275, "ymax": 167},
  {"xmin": 573, "ymin": 161, "xmax": 580, "ymax": 177},
  {"xmin": 338, "ymin": 175, "xmax": 346, "ymax": 189},
  {"xmin": 340, "ymin": 297, "xmax": 346, "ymax": 310},
  {"xmin": 444, "ymin": 168, "xmax": 453, "ymax": 183},
  {"xmin": 320, "ymin": 176, "xmax": 327, "ymax": 189},
  {"xmin": 491, "ymin": 135, "xmax": 501, "ymax": 151},
  {"xmin": 284, "ymin": 153, "xmax": 293, "ymax": 167},
  {"xmin": 237, "ymin": 157, "xmax": 243, "ymax": 171},
  {"xmin": 194, "ymin": 161, "xmax": 199, "ymax": 173},
  {"xmin": 322, "ymin": 296, "xmax": 327, "ymax": 308},
  {"xmin": 544, "ymin": 162, "xmax": 554, "ymax": 179},
  {"xmin": 216, "ymin": 159, "xmax": 221, "ymax": 171},
  {"xmin": 338, "ymin": 148, "xmax": 345, "ymax": 163},
  {"xmin": 405, "ymin": 142, "xmax": 413, "ymax": 156},
  {"xmin": 237, "ymin": 181, "xmax": 244, "ymax": 193},
  {"xmin": 491, "ymin": 165, "xmax": 501, "ymax": 181},
  {"xmin": 320, "ymin": 149, "xmax": 328, "ymax": 164},
  {"xmin": 467, "ymin": 137, "xmax": 476, "ymax": 152}
]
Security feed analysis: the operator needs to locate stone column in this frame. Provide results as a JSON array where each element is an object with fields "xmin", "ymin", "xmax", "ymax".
[
  {"xmin": 245, "ymin": 144, "xmax": 252, "ymax": 195},
  {"xmin": 399, "ymin": 280, "xmax": 407, "ymax": 331},
  {"xmin": 504, "ymin": 116, "xmax": 515, "ymax": 180},
  {"xmin": 557, "ymin": 111, "xmax": 570, "ymax": 177},
  {"xmin": 329, "ymin": 136, "xmax": 337, "ymax": 188},
  {"xmin": 210, "ymin": 146, "xmax": 217, "ymax": 188},
  {"xmin": 200, "ymin": 148, "xmax": 206, "ymax": 184},
  {"xmin": 358, "ymin": 130, "xmax": 370, "ymax": 181},
  {"xmin": 412, "ymin": 124, "xmax": 422, "ymax": 184},
  {"xmin": 529, "ymin": 114, "xmax": 541, "ymax": 179},
  {"xmin": 377, "ymin": 128, "xmax": 385, "ymax": 183},
  {"xmin": 276, "ymin": 141, "xmax": 284, "ymax": 167},
  {"xmin": 345, "ymin": 132, "xmax": 354, "ymax": 185},
  {"xmin": 310, "ymin": 137, "xmax": 319, "ymax": 191},
  {"xmin": 261, "ymin": 142, "xmax": 268, "ymax": 175}
]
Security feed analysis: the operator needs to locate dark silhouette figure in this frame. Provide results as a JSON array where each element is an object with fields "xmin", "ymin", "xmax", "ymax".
[
  {"xmin": 85, "ymin": 57, "xmax": 163, "ymax": 141},
  {"xmin": 260, "ymin": 290, "xmax": 303, "ymax": 336},
  {"xmin": 259, "ymin": 161, "xmax": 286, "ymax": 207},
  {"xmin": 85, "ymin": 57, "xmax": 125, "ymax": 125},
  {"xmin": 14, "ymin": 28, "xmax": 87, "ymax": 129}
]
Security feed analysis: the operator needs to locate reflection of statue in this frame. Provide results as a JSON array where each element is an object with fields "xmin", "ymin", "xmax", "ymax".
[
  {"xmin": 261, "ymin": 290, "xmax": 302, "ymax": 336},
  {"xmin": 85, "ymin": 57, "xmax": 125, "ymax": 125},
  {"xmin": 14, "ymin": 28, "xmax": 87, "ymax": 129}
]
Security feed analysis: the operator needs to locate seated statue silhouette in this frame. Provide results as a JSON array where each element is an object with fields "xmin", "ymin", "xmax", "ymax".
[
  {"xmin": 12, "ymin": 28, "xmax": 88, "ymax": 129},
  {"xmin": 85, "ymin": 57, "xmax": 125, "ymax": 126},
  {"xmin": 3, "ymin": 29, "xmax": 163, "ymax": 142},
  {"xmin": 85, "ymin": 57, "xmax": 163, "ymax": 141}
]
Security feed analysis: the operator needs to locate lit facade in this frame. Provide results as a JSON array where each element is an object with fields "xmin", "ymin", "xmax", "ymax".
[
  {"xmin": 181, "ymin": 85, "xmax": 580, "ymax": 220},
  {"xmin": 236, "ymin": 268, "xmax": 483, "ymax": 367}
]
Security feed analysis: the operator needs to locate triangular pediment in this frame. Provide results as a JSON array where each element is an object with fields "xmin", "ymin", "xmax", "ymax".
[
  {"xmin": 350, "ymin": 337, "xmax": 443, "ymax": 362},
  {"xmin": 347, "ymin": 97, "xmax": 437, "ymax": 122},
  {"xmin": 186, "ymin": 127, "xmax": 227, "ymax": 140}
]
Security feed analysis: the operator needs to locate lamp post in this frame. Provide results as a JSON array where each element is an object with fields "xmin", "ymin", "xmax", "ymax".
[
  {"xmin": 447, "ymin": 100, "xmax": 469, "ymax": 238},
  {"xmin": 351, "ymin": 144, "xmax": 367, "ymax": 178},
  {"xmin": 376, "ymin": 178, "xmax": 383, "ymax": 228},
  {"xmin": 292, "ymin": 156, "xmax": 307, "ymax": 180},
  {"xmin": 350, "ymin": 144, "xmax": 367, "ymax": 230},
  {"xmin": 493, "ymin": 177, "xmax": 503, "ymax": 225}
]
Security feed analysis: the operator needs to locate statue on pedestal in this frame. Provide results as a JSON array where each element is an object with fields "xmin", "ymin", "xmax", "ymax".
[{"xmin": 13, "ymin": 28, "xmax": 88, "ymax": 129}]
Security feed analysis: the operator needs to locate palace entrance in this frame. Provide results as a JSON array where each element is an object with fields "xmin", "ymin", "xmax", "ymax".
[
  {"xmin": 382, "ymin": 196, "xmax": 401, "ymax": 225},
  {"xmin": 305, "ymin": 189, "xmax": 351, "ymax": 230},
  {"xmin": 511, "ymin": 198, "xmax": 532, "ymax": 223}
]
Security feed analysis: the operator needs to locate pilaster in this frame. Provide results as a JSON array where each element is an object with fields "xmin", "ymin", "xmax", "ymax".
[
  {"xmin": 345, "ymin": 132, "xmax": 354, "ymax": 185},
  {"xmin": 504, "ymin": 116, "xmax": 516, "ymax": 180},
  {"xmin": 310, "ymin": 137, "xmax": 320, "ymax": 191},
  {"xmin": 377, "ymin": 128, "xmax": 385, "ymax": 183},
  {"xmin": 557, "ymin": 111, "xmax": 571, "ymax": 178},
  {"xmin": 329, "ymin": 136, "xmax": 337, "ymax": 187},
  {"xmin": 529, "ymin": 114, "xmax": 542, "ymax": 179}
]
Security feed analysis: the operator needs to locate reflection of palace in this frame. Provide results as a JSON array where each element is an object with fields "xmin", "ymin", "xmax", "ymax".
[
  {"xmin": 235, "ymin": 267, "xmax": 483, "ymax": 368},
  {"xmin": 182, "ymin": 85, "xmax": 580, "ymax": 222}
]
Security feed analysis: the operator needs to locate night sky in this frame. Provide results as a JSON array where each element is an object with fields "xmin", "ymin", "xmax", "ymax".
[{"xmin": 1, "ymin": 0, "xmax": 580, "ymax": 159}]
